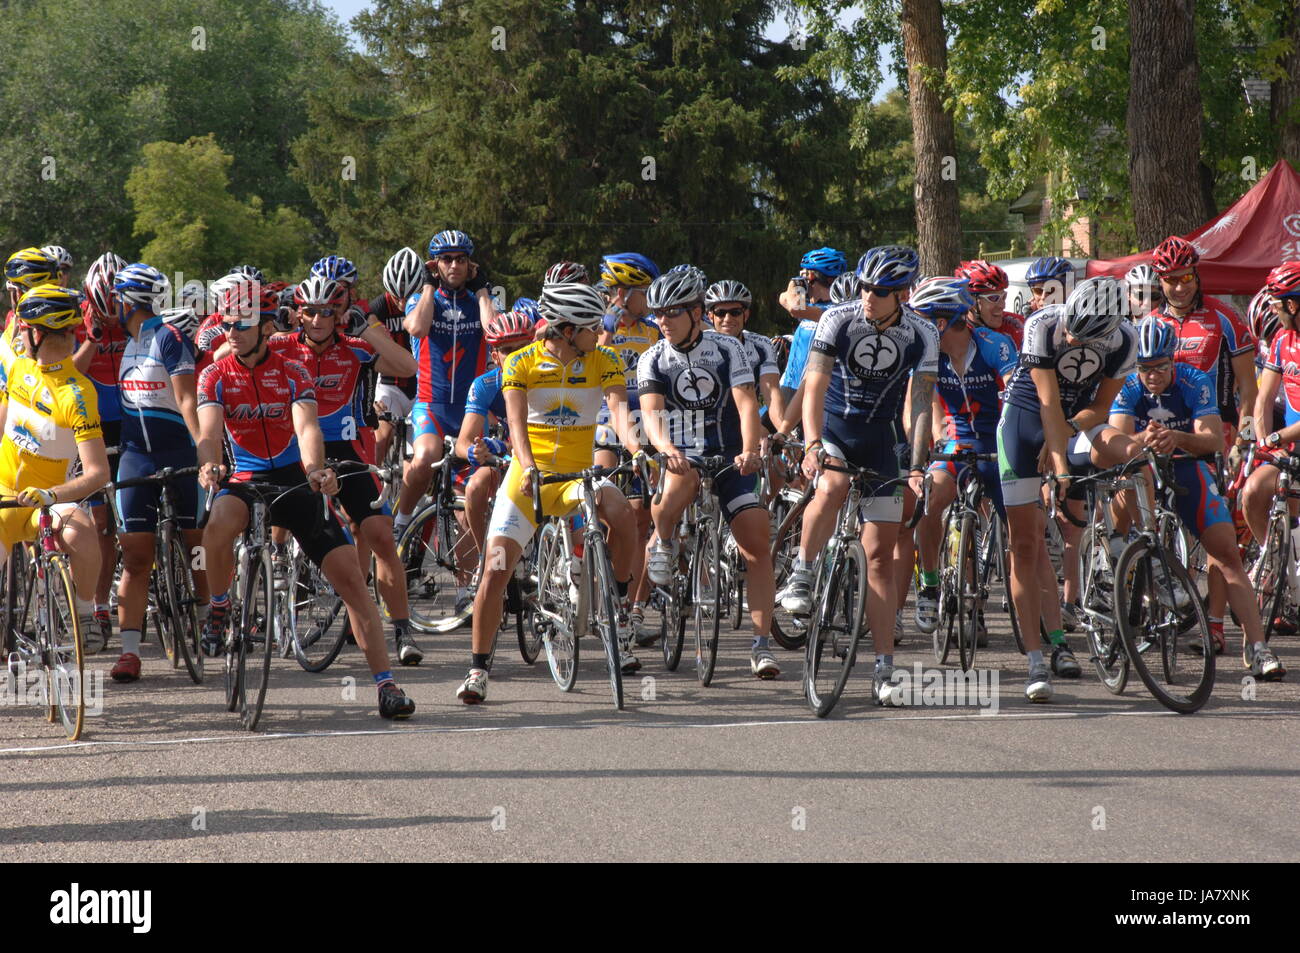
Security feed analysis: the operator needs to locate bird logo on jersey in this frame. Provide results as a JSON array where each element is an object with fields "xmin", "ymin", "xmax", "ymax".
[
  {"xmin": 1057, "ymin": 346, "xmax": 1102, "ymax": 383},
  {"xmin": 1146, "ymin": 400, "xmax": 1176, "ymax": 425},
  {"xmin": 672, "ymin": 366, "xmax": 719, "ymax": 409},
  {"xmin": 849, "ymin": 331, "xmax": 900, "ymax": 377}
]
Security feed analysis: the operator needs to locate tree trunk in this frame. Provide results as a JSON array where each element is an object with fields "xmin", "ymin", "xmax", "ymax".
[
  {"xmin": 1273, "ymin": 2, "xmax": 1300, "ymax": 168},
  {"xmin": 1127, "ymin": 0, "xmax": 1214, "ymax": 246},
  {"xmin": 901, "ymin": 0, "xmax": 962, "ymax": 275}
]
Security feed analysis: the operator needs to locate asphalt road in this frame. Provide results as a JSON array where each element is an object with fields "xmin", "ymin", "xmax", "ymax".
[{"xmin": 2, "ymin": 598, "xmax": 1296, "ymax": 862}]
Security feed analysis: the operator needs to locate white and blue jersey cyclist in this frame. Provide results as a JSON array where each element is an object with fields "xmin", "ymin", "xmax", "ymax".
[{"xmin": 462, "ymin": 365, "xmax": 510, "ymax": 466}]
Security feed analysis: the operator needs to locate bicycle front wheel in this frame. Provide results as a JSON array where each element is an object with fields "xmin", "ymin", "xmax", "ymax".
[
  {"xmin": 1114, "ymin": 538, "xmax": 1214, "ymax": 714},
  {"xmin": 693, "ymin": 521, "xmax": 723, "ymax": 687},
  {"xmin": 803, "ymin": 540, "xmax": 866, "ymax": 717},
  {"xmin": 1078, "ymin": 527, "xmax": 1127, "ymax": 694},
  {"xmin": 239, "ymin": 551, "xmax": 275, "ymax": 730},
  {"xmin": 535, "ymin": 521, "xmax": 578, "ymax": 691},
  {"xmin": 398, "ymin": 501, "xmax": 467, "ymax": 631},
  {"xmin": 955, "ymin": 511, "xmax": 982, "ymax": 671},
  {"xmin": 586, "ymin": 532, "xmax": 624, "ymax": 710},
  {"xmin": 44, "ymin": 555, "xmax": 84, "ymax": 740},
  {"xmin": 162, "ymin": 525, "xmax": 203, "ymax": 683},
  {"xmin": 1250, "ymin": 517, "xmax": 1287, "ymax": 644}
]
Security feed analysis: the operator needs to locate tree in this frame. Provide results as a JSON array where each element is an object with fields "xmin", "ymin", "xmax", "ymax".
[{"xmin": 126, "ymin": 135, "xmax": 310, "ymax": 280}]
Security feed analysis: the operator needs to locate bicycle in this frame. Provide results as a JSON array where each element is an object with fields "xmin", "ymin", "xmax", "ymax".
[
  {"xmin": 0, "ymin": 498, "xmax": 86, "ymax": 739},
  {"xmin": 1245, "ymin": 446, "xmax": 1300, "ymax": 644},
  {"xmin": 768, "ymin": 438, "xmax": 812, "ymax": 651},
  {"xmin": 110, "ymin": 466, "xmax": 204, "ymax": 683}
]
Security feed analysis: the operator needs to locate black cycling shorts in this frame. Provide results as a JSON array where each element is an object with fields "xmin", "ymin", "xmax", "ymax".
[{"xmin": 218, "ymin": 464, "xmax": 353, "ymax": 568}]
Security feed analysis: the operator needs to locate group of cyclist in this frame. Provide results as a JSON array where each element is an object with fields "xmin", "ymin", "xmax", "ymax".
[{"xmin": 0, "ymin": 229, "xmax": 1293, "ymax": 724}]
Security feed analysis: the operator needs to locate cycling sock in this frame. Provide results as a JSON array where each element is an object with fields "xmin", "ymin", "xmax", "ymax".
[
  {"xmin": 1027, "ymin": 649, "xmax": 1045, "ymax": 668},
  {"xmin": 1208, "ymin": 616, "xmax": 1223, "ymax": 627},
  {"xmin": 616, "ymin": 578, "xmax": 630, "ymax": 599},
  {"xmin": 793, "ymin": 554, "xmax": 809, "ymax": 573},
  {"xmin": 93, "ymin": 602, "xmax": 110, "ymax": 615},
  {"xmin": 210, "ymin": 592, "xmax": 230, "ymax": 610},
  {"xmin": 75, "ymin": 597, "xmax": 94, "ymax": 618},
  {"xmin": 120, "ymin": 628, "xmax": 142, "ymax": 656},
  {"xmin": 1251, "ymin": 641, "xmax": 1267, "ymax": 657},
  {"xmin": 393, "ymin": 512, "xmax": 412, "ymax": 534},
  {"xmin": 921, "ymin": 569, "xmax": 939, "ymax": 588},
  {"xmin": 393, "ymin": 617, "xmax": 410, "ymax": 638},
  {"xmin": 752, "ymin": 636, "xmax": 769, "ymax": 651},
  {"xmin": 472, "ymin": 653, "xmax": 492, "ymax": 672},
  {"xmin": 874, "ymin": 653, "xmax": 893, "ymax": 672},
  {"xmin": 373, "ymin": 670, "xmax": 393, "ymax": 687},
  {"xmin": 1047, "ymin": 628, "xmax": 1066, "ymax": 647}
]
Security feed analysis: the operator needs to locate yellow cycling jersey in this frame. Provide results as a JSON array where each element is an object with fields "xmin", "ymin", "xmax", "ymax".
[
  {"xmin": 0, "ymin": 355, "xmax": 102, "ymax": 491},
  {"xmin": 606, "ymin": 318, "xmax": 661, "ymax": 399},
  {"xmin": 501, "ymin": 340, "xmax": 622, "ymax": 472},
  {"xmin": 0, "ymin": 315, "xmax": 28, "ymax": 376}
]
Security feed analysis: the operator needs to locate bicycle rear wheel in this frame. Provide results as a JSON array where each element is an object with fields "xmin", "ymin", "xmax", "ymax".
[
  {"xmin": 1078, "ymin": 527, "xmax": 1127, "ymax": 693},
  {"xmin": 1114, "ymin": 538, "xmax": 1213, "ymax": 714},
  {"xmin": 1249, "ymin": 518, "xmax": 1287, "ymax": 644},
  {"xmin": 694, "ymin": 520, "xmax": 723, "ymax": 687},
  {"xmin": 803, "ymin": 540, "xmax": 866, "ymax": 717},
  {"xmin": 289, "ymin": 545, "xmax": 350, "ymax": 673},
  {"xmin": 535, "ymin": 522, "xmax": 579, "ymax": 691},
  {"xmin": 44, "ymin": 555, "xmax": 84, "ymax": 740},
  {"xmin": 955, "ymin": 511, "xmax": 980, "ymax": 671},
  {"xmin": 239, "ymin": 552, "xmax": 275, "ymax": 730},
  {"xmin": 511, "ymin": 576, "xmax": 541, "ymax": 663},
  {"xmin": 398, "ymin": 501, "xmax": 467, "ymax": 631},
  {"xmin": 769, "ymin": 489, "xmax": 809, "ymax": 650}
]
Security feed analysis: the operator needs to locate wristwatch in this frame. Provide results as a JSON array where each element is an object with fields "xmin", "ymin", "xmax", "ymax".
[{"xmin": 1266, "ymin": 432, "xmax": 1282, "ymax": 448}]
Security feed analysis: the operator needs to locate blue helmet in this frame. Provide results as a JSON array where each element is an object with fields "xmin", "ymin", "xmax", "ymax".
[
  {"xmin": 1026, "ymin": 256, "xmax": 1072, "ymax": 284},
  {"xmin": 908, "ymin": 276, "xmax": 975, "ymax": 320},
  {"xmin": 428, "ymin": 229, "xmax": 474, "ymax": 258},
  {"xmin": 1136, "ymin": 314, "xmax": 1178, "ymax": 362},
  {"xmin": 228, "ymin": 264, "xmax": 265, "ymax": 283},
  {"xmin": 800, "ymin": 246, "xmax": 848, "ymax": 279},
  {"xmin": 113, "ymin": 263, "xmax": 170, "ymax": 317},
  {"xmin": 311, "ymin": 255, "xmax": 358, "ymax": 286},
  {"xmin": 600, "ymin": 252, "xmax": 660, "ymax": 287},
  {"xmin": 856, "ymin": 245, "xmax": 919, "ymax": 290},
  {"xmin": 511, "ymin": 297, "xmax": 541, "ymax": 324}
]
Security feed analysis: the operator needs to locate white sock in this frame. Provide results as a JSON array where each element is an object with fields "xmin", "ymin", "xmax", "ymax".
[
  {"xmin": 394, "ymin": 512, "xmax": 412, "ymax": 532},
  {"xmin": 76, "ymin": 597, "xmax": 94, "ymax": 619},
  {"xmin": 120, "ymin": 628, "xmax": 142, "ymax": 656}
]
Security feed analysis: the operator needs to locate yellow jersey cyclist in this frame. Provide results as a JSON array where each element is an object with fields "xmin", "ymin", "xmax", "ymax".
[
  {"xmin": 0, "ymin": 284, "xmax": 111, "ymax": 642},
  {"xmin": 3, "ymin": 247, "xmax": 61, "ymax": 374},
  {"xmin": 458, "ymin": 282, "xmax": 641, "ymax": 704}
]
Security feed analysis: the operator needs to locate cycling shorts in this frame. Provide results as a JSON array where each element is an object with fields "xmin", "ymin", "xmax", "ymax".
[
  {"xmin": 928, "ymin": 438, "xmax": 1005, "ymax": 519},
  {"xmin": 821, "ymin": 418, "xmax": 906, "ymax": 522},
  {"xmin": 0, "ymin": 485, "xmax": 80, "ymax": 553},
  {"xmin": 412, "ymin": 400, "xmax": 462, "ymax": 441},
  {"xmin": 375, "ymin": 382, "xmax": 415, "ymax": 422},
  {"xmin": 997, "ymin": 403, "xmax": 1104, "ymax": 507},
  {"xmin": 217, "ymin": 464, "xmax": 353, "ymax": 569},
  {"xmin": 115, "ymin": 447, "xmax": 200, "ymax": 534},
  {"xmin": 1171, "ymin": 458, "xmax": 1232, "ymax": 536},
  {"xmin": 325, "ymin": 439, "xmax": 390, "ymax": 526},
  {"xmin": 486, "ymin": 459, "xmax": 614, "ymax": 549},
  {"xmin": 85, "ymin": 419, "xmax": 122, "ymax": 509}
]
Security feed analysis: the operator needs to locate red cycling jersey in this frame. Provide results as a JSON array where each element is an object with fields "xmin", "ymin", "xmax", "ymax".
[
  {"xmin": 198, "ymin": 350, "xmax": 316, "ymax": 477},
  {"xmin": 984, "ymin": 311, "xmax": 1024, "ymax": 350},
  {"xmin": 267, "ymin": 330, "xmax": 377, "ymax": 447},
  {"xmin": 1264, "ymin": 328, "xmax": 1300, "ymax": 430},
  {"xmin": 194, "ymin": 314, "xmax": 228, "ymax": 377},
  {"xmin": 1153, "ymin": 295, "xmax": 1254, "ymax": 424}
]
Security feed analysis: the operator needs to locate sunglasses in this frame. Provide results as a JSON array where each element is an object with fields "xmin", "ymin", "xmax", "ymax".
[
  {"xmin": 302, "ymin": 306, "xmax": 337, "ymax": 317},
  {"xmin": 1160, "ymin": 273, "xmax": 1196, "ymax": 286},
  {"xmin": 437, "ymin": 255, "xmax": 469, "ymax": 265},
  {"xmin": 978, "ymin": 292, "xmax": 1005, "ymax": 303},
  {"xmin": 711, "ymin": 307, "xmax": 745, "ymax": 318},
  {"xmin": 654, "ymin": 306, "xmax": 690, "ymax": 320},
  {"xmin": 862, "ymin": 284, "xmax": 896, "ymax": 297},
  {"xmin": 1137, "ymin": 361, "xmax": 1173, "ymax": 373},
  {"xmin": 221, "ymin": 317, "xmax": 261, "ymax": 332}
]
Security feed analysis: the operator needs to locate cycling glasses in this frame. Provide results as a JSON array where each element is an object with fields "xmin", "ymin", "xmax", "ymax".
[
  {"xmin": 861, "ymin": 284, "xmax": 897, "ymax": 297},
  {"xmin": 220, "ymin": 315, "xmax": 262, "ymax": 331},
  {"xmin": 654, "ymin": 306, "xmax": 691, "ymax": 320},
  {"xmin": 710, "ymin": 307, "xmax": 745, "ymax": 318},
  {"xmin": 1160, "ymin": 273, "xmax": 1196, "ymax": 286},
  {"xmin": 437, "ymin": 254, "xmax": 469, "ymax": 265},
  {"xmin": 978, "ymin": 292, "xmax": 1005, "ymax": 303},
  {"xmin": 301, "ymin": 306, "xmax": 337, "ymax": 317}
]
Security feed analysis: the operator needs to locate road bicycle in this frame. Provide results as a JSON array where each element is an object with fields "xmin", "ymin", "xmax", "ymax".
[{"xmin": 1244, "ymin": 446, "xmax": 1300, "ymax": 644}]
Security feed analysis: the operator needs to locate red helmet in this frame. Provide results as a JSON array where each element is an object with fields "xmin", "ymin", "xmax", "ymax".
[
  {"xmin": 485, "ymin": 309, "xmax": 535, "ymax": 347},
  {"xmin": 543, "ymin": 260, "xmax": 589, "ymax": 285},
  {"xmin": 1150, "ymin": 236, "xmax": 1199, "ymax": 276},
  {"xmin": 1264, "ymin": 261, "xmax": 1300, "ymax": 299},
  {"xmin": 219, "ymin": 278, "xmax": 279, "ymax": 317},
  {"xmin": 955, "ymin": 259, "xmax": 1008, "ymax": 294}
]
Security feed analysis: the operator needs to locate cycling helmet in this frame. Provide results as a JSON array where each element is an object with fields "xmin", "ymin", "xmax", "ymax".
[
  {"xmin": 511, "ymin": 297, "xmax": 541, "ymax": 324},
  {"xmin": 217, "ymin": 277, "xmax": 278, "ymax": 317},
  {"xmin": 704, "ymin": 280, "xmax": 751, "ymax": 308},
  {"xmin": 5, "ymin": 247, "xmax": 58, "ymax": 290},
  {"xmin": 1025, "ymin": 256, "xmax": 1072, "ymax": 284},
  {"xmin": 485, "ymin": 309, "xmax": 536, "ymax": 346},
  {"xmin": 800, "ymin": 247, "xmax": 848, "ymax": 279},
  {"xmin": 159, "ymin": 307, "xmax": 200, "ymax": 340},
  {"xmin": 829, "ymin": 272, "xmax": 859, "ymax": 304},
  {"xmin": 427, "ymin": 229, "xmax": 474, "ymax": 258},
  {"xmin": 955, "ymin": 259, "xmax": 1009, "ymax": 294},
  {"xmin": 1063, "ymin": 277, "xmax": 1126, "ymax": 341},
  {"xmin": 856, "ymin": 245, "xmax": 920, "ymax": 290},
  {"xmin": 311, "ymin": 254, "xmax": 358, "ymax": 287},
  {"xmin": 1150, "ymin": 237, "xmax": 1199, "ymax": 276},
  {"xmin": 1264, "ymin": 261, "xmax": 1300, "ymax": 299},
  {"xmin": 1247, "ymin": 289, "xmax": 1279, "ymax": 345},
  {"xmin": 228, "ymin": 264, "xmax": 265, "ymax": 283},
  {"xmin": 40, "ymin": 244, "xmax": 73, "ymax": 271},
  {"xmin": 83, "ymin": 252, "xmax": 127, "ymax": 317},
  {"xmin": 538, "ymin": 282, "xmax": 607, "ymax": 329},
  {"xmin": 600, "ymin": 252, "xmax": 660, "ymax": 287},
  {"xmin": 667, "ymin": 263, "xmax": 707, "ymax": 287},
  {"xmin": 907, "ymin": 276, "xmax": 975, "ymax": 320},
  {"xmin": 17, "ymin": 284, "xmax": 83, "ymax": 331},
  {"xmin": 113, "ymin": 263, "xmax": 170, "ymax": 313},
  {"xmin": 1124, "ymin": 263, "xmax": 1161, "ymax": 290},
  {"xmin": 646, "ymin": 269, "xmax": 706, "ymax": 311},
  {"xmin": 382, "ymin": 247, "xmax": 425, "ymax": 300},
  {"xmin": 1136, "ymin": 314, "xmax": 1177, "ymax": 361},
  {"xmin": 276, "ymin": 285, "xmax": 298, "ymax": 330},
  {"xmin": 543, "ymin": 260, "xmax": 589, "ymax": 285},
  {"xmin": 294, "ymin": 275, "xmax": 348, "ymax": 309}
]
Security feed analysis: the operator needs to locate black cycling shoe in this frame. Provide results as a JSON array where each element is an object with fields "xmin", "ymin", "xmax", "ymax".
[
  {"xmin": 396, "ymin": 632, "xmax": 424, "ymax": 666},
  {"xmin": 200, "ymin": 606, "xmax": 229, "ymax": 658},
  {"xmin": 1051, "ymin": 643, "xmax": 1082, "ymax": 679},
  {"xmin": 378, "ymin": 682, "xmax": 416, "ymax": 719}
]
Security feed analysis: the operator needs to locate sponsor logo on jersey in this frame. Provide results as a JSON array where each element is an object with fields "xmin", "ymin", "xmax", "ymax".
[
  {"xmin": 848, "ymin": 331, "xmax": 901, "ymax": 377},
  {"xmin": 317, "ymin": 373, "xmax": 345, "ymax": 391},
  {"xmin": 671, "ymin": 366, "xmax": 720, "ymax": 408},
  {"xmin": 541, "ymin": 403, "xmax": 582, "ymax": 423},
  {"xmin": 229, "ymin": 403, "xmax": 288, "ymax": 421},
  {"xmin": 120, "ymin": 379, "xmax": 167, "ymax": 392},
  {"xmin": 1056, "ymin": 346, "xmax": 1103, "ymax": 383}
]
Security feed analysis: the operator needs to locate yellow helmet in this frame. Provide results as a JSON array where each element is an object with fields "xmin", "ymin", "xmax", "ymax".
[
  {"xmin": 17, "ymin": 283, "xmax": 84, "ymax": 331},
  {"xmin": 599, "ymin": 253, "xmax": 659, "ymax": 288},
  {"xmin": 5, "ymin": 247, "xmax": 58, "ymax": 291}
]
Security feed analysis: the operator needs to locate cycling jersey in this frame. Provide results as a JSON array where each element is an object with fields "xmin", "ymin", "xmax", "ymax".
[
  {"xmin": 1264, "ymin": 328, "xmax": 1300, "ymax": 428},
  {"xmin": 936, "ymin": 326, "xmax": 1018, "ymax": 445},
  {"xmin": 0, "ymin": 313, "xmax": 24, "ymax": 374},
  {"xmin": 118, "ymin": 315, "xmax": 196, "ymax": 453},
  {"xmin": 405, "ymin": 285, "xmax": 487, "ymax": 407},
  {"xmin": 735, "ymin": 330, "xmax": 780, "ymax": 380},
  {"xmin": 778, "ymin": 301, "xmax": 834, "ymax": 390},
  {"xmin": 194, "ymin": 315, "xmax": 226, "ymax": 377},
  {"xmin": 1153, "ymin": 295, "xmax": 1253, "ymax": 425},
  {"xmin": 464, "ymin": 367, "xmax": 508, "ymax": 435},
  {"xmin": 978, "ymin": 311, "xmax": 1024, "ymax": 350},
  {"xmin": 367, "ymin": 292, "xmax": 416, "ymax": 396},
  {"xmin": 500, "ymin": 340, "xmax": 622, "ymax": 473},
  {"xmin": 77, "ymin": 301, "xmax": 126, "ymax": 424},
  {"xmin": 198, "ymin": 351, "xmax": 316, "ymax": 477},
  {"xmin": 0, "ymin": 355, "xmax": 102, "ymax": 490},
  {"xmin": 1003, "ymin": 305, "xmax": 1138, "ymax": 418},
  {"xmin": 638, "ymin": 330, "xmax": 754, "ymax": 455},
  {"xmin": 267, "ymin": 331, "xmax": 377, "ymax": 443},
  {"xmin": 603, "ymin": 315, "xmax": 660, "ymax": 410}
]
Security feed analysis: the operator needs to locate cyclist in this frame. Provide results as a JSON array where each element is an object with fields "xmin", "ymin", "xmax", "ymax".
[
  {"xmin": 373, "ymin": 247, "xmax": 425, "ymax": 468},
  {"xmin": 912, "ymin": 277, "xmax": 1018, "ymax": 639},
  {"xmin": 41, "ymin": 245, "xmax": 73, "ymax": 285},
  {"xmin": 544, "ymin": 260, "xmax": 589, "ymax": 286},
  {"xmin": 394, "ymin": 230, "xmax": 494, "ymax": 544},
  {"xmin": 639, "ymin": 270, "xmax": 777, "ymax": 678},
  {"xmin": 780, "ymin": 245, "xmax": 939, "ymax": 705},
  {"xmin": 998, "ymin": 277, "xmax": 1136, "ymax": 700},
  {"xmin": 706, "ymin": 280, "xmax": 785, "ymax": 430},
  {"xmin": 1023, "ymin": 255, "xmax": 1072, "ymax": 316},
  {"xmin": 457, "ymin": 282, "xmax": 640, "ymax": 704},
  {"xmin": 266, "ymin": 275, "xmax": 422, "ymax": 667},
  {"xmin": 0, "ymin": 284, "xmax": 109, "ymax": 642},
  {"xmin": 956, "ymin": 259, "xmax": 1024, "ymax": 349},
  {"xmin": 1149, "ymin": 236, "xmax": 1257, "ymax": 647},
  {"xmin": 3, "ymin": 248, "xmax": 60, "ymax": 373},
  {"xmin": 196, "ymin": 278, "xmax": 416, "ymax": 719},
  {"xmin": 107, "ymin": 264, "xmax": 208, "ymax": 683},
  {"xmin": 1105, "ymin": 316, "xmax": 1281, "ymax": 678},
  {"xmin": 777, "ymin": 247, "xmax": 847, "ymax": 406},
  {"xmin": 1125, "ymin": 264, "xmax": 1163, "ymax": 320}
]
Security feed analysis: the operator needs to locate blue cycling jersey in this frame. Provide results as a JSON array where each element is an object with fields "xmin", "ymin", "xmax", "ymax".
[
  {"xmin": 936, "ymin": 326, "xmax": 1017, "ymax": 444},
  {"xmin": 464, "ymin": 367, "xmax": 509, "ymax": 437},
  {"xmin": 637, "ymin": 330, "xmax": 754, "ymax": 454},
  {"xmin": 1110, "ymin": 364, "xmax": 1219, "ymax": 432},
  {"xmin": 118, "ymin": 315, "xmax": 196, "ymax": 454},
  {"xmin": 778, "ymin": 301, "xmax": 833, "ymax": 390},
  {"xmin": 1003, "ymin": 305, "xmax": 1138, "ymax": 418},
  {"xmin": 406, "ymin": 286, "xmax": 487, "ymax": 409}
]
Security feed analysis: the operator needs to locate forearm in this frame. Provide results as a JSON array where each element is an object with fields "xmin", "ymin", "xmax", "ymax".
[
  {"xmin": 762, "ymin": 377, "xmax": 785, "ymax": 432},
  {"xmin": 640, "ymin": 396, "xmax": 673, "ymax": 454},
  {"xmin": 737, "ymin": 389, "xmax": 762, "ymax": 455},
  {"xmin": 403, "ymin": 288, "xmax": 434, "ymax": 338},
  {"xmin": 363, "ymin": 324, "xmax": 416, "ymax": 377},
  {"xmin": 298, "ymin": 427, "xmax": 326, "ymax": 474}
]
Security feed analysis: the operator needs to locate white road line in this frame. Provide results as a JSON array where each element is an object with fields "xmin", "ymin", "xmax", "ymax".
[{"xmin": 0, "ymin": 706, "xmax": 1292, "ymax": 756}]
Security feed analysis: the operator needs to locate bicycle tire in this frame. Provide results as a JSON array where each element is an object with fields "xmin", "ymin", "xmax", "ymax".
[
  {"xmin": 0, "ymin": 542, "xmax": 27, "ymax": 659},
  {"xmin": 659, "ymin": 551, "xmax": 687, "ymax": 671},
  {"xmin": 289, "ymin": 545, "xmax": 350, "ymax": 673},
  {"xmin": 802, "ymin": 539, "xmax": 866, "ymax": 717},
  {"xmin": 512, "ymin": 576, "xmax": 542, "ymax": 663},
  {"xmin": 1114, "ymin": 537, "xmax": 1214, "ymax": 714},
  {"xmin": 153, "ymin": 564, "xmax": 178, "ymax": 667},
  {"xmin": 1250, "ymin": 518, "xmax": 1287, "ymax": 644},
  {"xmin": 956, "ymin": 510, "xmax": 980, "ymax": 671},
  {"xmin": 398, "ymin": 501, "xmax": 465, "ymax": 631},
  {"xmin": 587, "ymin": 532, "xmax": 624, "ymax": 710},
  {"xmin": 164, "ymin": 524, "xmax": 204, "ymax": 683},
  {"xmin": 44, "ymin": 555, "xmax": 84, "ymax": 740},
  {"xmin": 1078, "ymin": 527, "xmax": 1128, "ymax": 694},
  {"xmin": 535, "ymin": 522, "xmax": 578, "ymax": 691},
  {"xmin": 934, "ymin": 508, "xmax": 958, "ymax": 664},
  {"xmin": 239, "ymin": 550, "xmax": 275, "ymax": 731},
  {"xmin": 223, "ymin": 546, "xmax": 242, "ymax": 712},
  {"xmin": 769, "ymin": 489, "xmax": 810, "ymax": 650},
  {"xmin": 694, "ymin": 519, "xmax": 723, "ymax": 687}
]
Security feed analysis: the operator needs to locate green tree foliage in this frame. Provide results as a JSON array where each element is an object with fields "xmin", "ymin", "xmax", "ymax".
[{"xmin": 126, "ymin": 135, "xmax": 311, "ymax": 279}]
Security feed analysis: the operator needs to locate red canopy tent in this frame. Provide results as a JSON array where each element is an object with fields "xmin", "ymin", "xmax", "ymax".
[{"xmin": 1087, "ymin": 160, "xmax": 1300, "ymax": 295}]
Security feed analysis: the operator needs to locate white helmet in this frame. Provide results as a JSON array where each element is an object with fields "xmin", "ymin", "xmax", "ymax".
[
  {"xmin": 159, "ymin": 307, "xmax": 199, "ymax": 340},
  {"xmin": 538, "ymin": 282, "xmax": 607, "ymax": 329},
  {"xmin": 382, "ymin": 247, "xmax": 425, "ymax": 300},
  {"xmin": 1064, "ymin": 277, "xmax": 1126, "ymax": 341},
  {"xmin": 41, "ymin": 244, "xmax": 73, "ymax": 271},
  {"xmin": 1125, "ymin": 264, "xmax": 1160, "ymax": 290},
  {"xmin": 646, "ymin": 269, "xmax": 706, "ymax": 310},
  {"xmin": 704, "ymin": 280, "xmax": 751, "ymax": 308}
]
